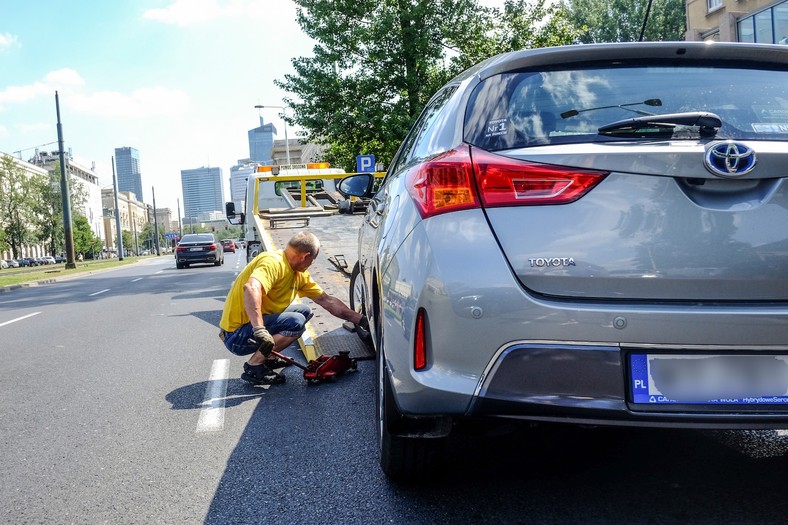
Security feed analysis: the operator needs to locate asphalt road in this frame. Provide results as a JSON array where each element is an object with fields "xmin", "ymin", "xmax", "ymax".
[{"xmin": 2, "ymin": 252, "xmax": 788, "ymax": 524}]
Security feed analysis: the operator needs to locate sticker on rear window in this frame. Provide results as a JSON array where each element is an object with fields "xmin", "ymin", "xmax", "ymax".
[
  {"xmin": 751, "ymin": 123, "xmax": 788, "ymax": 133},
  {"xmin": 485, "ymin": 118, "xmax": 508, "ymax": 137}
]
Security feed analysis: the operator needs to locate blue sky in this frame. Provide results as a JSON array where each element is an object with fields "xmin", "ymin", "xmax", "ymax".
[{"xmin": 0, "ymin": 0, "xmax": 315, "ymax": 212}]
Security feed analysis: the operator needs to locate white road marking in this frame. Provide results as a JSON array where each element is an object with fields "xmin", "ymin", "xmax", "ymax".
[
  {"xmin": 155, "ymin": 270, "xmax": 164, "ymax": 274},
  {"xmin": 196, "ymin": 359, "xmax": 230, "ymax": 433},
  {"xmin": 0, "ymin": 311, "xmax": 41, "ymax": 328},
  {"xmin": 131, "ymin": 278, "xmax": 143, "ymax": 282},
  {"xmin": 89, "ymin": 289, "xmax": 110, "ymax": 296}
]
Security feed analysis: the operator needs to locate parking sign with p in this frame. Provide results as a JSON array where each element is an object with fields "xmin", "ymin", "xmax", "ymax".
[{"xmin": 356, "ymin": 154, "xmax": 376, "ymax": 173}]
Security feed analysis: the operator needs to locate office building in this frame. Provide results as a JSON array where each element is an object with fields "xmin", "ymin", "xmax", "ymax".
[
  {"xmin": 180, "ymin": 166, "xmax": 225, "ymax": 225},
  {"xmin": 114, "ymin": 147, "xmax": 144, "ymax": 203},
  {"xmin": 248, "ymin": 117, "xmax": 277, "ymax": 164},
  {"xmin": 686, "ymin": 0, "xmax": 788, "ymax": 43}
]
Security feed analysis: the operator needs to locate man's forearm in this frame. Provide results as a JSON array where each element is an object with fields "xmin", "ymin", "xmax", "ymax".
[
  {"xmin": 243, "ymin": 280, "xmax": 265, "ymax": 327},
  {"xmin": 318, "ymin": 294, "xmax": 363, "ymax": 323}
]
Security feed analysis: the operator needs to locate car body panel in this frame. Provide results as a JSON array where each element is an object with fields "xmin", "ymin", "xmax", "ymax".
[{"xmin": 350, "ymin": 42, "xmax": 788, "ymax": 432}]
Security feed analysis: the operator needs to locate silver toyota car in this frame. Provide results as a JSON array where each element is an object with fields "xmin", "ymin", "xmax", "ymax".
[{"xmin": 338, "ymin": 42, "xmax": 788, "ymax": 480}]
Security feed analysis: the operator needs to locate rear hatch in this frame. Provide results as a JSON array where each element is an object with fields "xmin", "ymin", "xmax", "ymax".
[{"xmin": 464, "ymin": 57, "xmax": 788, "ymax": 302}]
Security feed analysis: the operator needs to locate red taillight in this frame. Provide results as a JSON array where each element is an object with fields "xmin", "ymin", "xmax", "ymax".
[
  {"xmin": 472, "ymin": 148, "xmax": 607, "ymax": 207},
  {"xmin": 414, "ymin": 308, "xmax": 427, "ymax": 371},
  {"xmin": 209, "ymin": 244, "xmax": 217, "ymax": 250},
  {"xmin": 175, "ymin": 246, "xmax": 186, "ymax": 252},
  {"xmin": 405, "ymin": 145, "xmax": 607, "ymax": 217},
  {"xmin": 405, "ymin": 146, "xmax": 479, "ymax": 218}
]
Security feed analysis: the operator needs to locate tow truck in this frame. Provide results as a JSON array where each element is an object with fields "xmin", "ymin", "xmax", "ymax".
[
  {"xmin": 224, "ymin": 161, "xmax": 382, "ymax": 362},
  {"xmin": 226, "ymin": 162, "xmax": 372, "ymax": 262}
]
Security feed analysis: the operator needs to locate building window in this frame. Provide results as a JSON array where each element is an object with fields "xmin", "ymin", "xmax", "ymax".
[
  {"xmin": 738, "ymin": 16, "xmax": 755, "ymax": 42},
  {"xmin": 756, "ymin": 9, "xmax": 774, "ymax": 43},
  {"xmin": 776, "ymin": 3, "xmax": 788, "ymax": 44},
  {"xmin": 708, "ymin": 0, "xmax": 723, "ymax": 12}
]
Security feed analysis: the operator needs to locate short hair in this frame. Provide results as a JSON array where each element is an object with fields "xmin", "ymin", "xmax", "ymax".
[{"xmin": 287, "ymin": 231, "xmax": 320, "ymax": 255}]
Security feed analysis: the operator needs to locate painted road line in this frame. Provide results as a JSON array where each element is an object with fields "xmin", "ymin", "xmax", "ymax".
[
  {"xmin": 89, "ymin": 289, "xmax": 110, "ymax": 296},
  {"xmin": 196, "ymin": 359, "xmax": 230, "ymax": 433},
  {"xmin": 131, "ymin": 278, "xmax": 143, "ymax": 282},
  {"xmin": 0, "ymin": 311, "xmax": 42, "ymax": 328}
]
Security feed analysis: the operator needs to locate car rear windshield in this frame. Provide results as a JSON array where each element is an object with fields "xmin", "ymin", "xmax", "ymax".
[
  {"xmin": 181, "ymin": 234, "xmax": 214, "ymax": 243},
  {"xmin": 464, "ymin": 62, "xmax": 788, "ymax": 150}
]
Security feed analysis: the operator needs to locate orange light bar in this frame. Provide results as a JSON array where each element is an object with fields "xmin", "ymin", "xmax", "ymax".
[
  {"xmin": 306, "ymin": 162, "xmax": 330, "ymax": 169},
  {"xmin": 256, "ymin": 165, "xmax": 274, "ymax": 172}
]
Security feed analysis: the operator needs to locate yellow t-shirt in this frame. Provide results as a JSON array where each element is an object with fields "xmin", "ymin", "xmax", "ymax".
[{"xmin": 219, "ymin": 249, "xmax": 324, "ymax": 332}]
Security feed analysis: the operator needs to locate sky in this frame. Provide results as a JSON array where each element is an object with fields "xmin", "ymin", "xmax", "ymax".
[{"xmin": 0, "ymin": 0, "xmax": 316, "ymax": 213}]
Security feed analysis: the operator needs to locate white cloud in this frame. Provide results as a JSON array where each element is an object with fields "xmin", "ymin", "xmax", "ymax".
[
  {"xmin": 68, "ymin": 86, "xmax": 192, "ymax": 118},
  {"xmin": 0, "ymin": 68, "xmax": 189, "ymax": 119},
  {"xmin": 0, "ymin": 33, "xmax": 20, "ymax": 52},
  {"xmin": 17, "ymin": 123, "xmax": 50, "ymax": 134},
  {"xmin": 142, "ymin": 0, "xmax": 263, "ymax": 26},
  {"xmin": 0, "ymin": 124, "xmax": 8, "ymax": 138},
  {"xmin": 45, "ymin": 68, "xmax": 86, "ymax": 88},
  {"xmin": 0, "ymin": 82, "xmax": 51, "ymax": 110}
]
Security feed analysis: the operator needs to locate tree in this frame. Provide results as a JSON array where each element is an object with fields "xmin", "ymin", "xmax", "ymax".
[
  {"xmin": 72, "ymin": 215, "xmax": 102, "ymax": 259},
  {"xmin": 564, "ymin": 0, "xmax": 686, "ymax": 43},
  {"xmin": 0, "ymin": 155, "xmax": 38, "ymax": 259},
  {"xmin": 278, "ymin": 0, "xmax": 579, "ymax": 173},
  {"xmin": 120, "ymin": 230, "xmax": 134, "ymax": 257},
  {"xmin": 31, "ymin": 163, "xmax": 87, "ymax": 257},
  {"xmin": 139, "ymin": 222, "xmax": 165, "ymax": 253}
]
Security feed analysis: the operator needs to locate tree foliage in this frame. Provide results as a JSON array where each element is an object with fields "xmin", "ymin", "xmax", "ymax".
[
  {"xmin": 1, "ymin": 155, "xmax": 92, "ymax": 258},
  {"xmin": 564, "ymin": 0, "xmax": 686, "ymax": 43},
  {"xmin": 72, "ymin": 214, "xmax": 103, "ymax": 259},
  {"xmin": 278, "ymin": 0, "xmax": 580, "ymax": 172},
  {"xmin": 0, "ymin": 155, "xmax": 39, "ymax": 258}
]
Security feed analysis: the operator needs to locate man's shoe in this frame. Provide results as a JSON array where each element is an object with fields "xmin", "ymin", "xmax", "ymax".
[
  {"xmin": 241, "ymin": 362, "xmax": 286, "ymax": 385},
  {"xmin": 266, "ymin": 356, "xmax": 293, "ymax": 369}
]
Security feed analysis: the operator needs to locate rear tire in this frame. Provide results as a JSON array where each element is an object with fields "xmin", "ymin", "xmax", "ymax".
[
  {"xmin": 377, "ymin": 346, "xmax": 446, "ymax": 480},
  {"xmin": 349, "ymin": 263, "xmax": 373, "ymax": 348}
]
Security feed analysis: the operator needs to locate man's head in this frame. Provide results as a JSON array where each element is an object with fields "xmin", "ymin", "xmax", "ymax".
[{"xmin": 284, "ymin": 231, "xmax": 320, "ymax": 272}]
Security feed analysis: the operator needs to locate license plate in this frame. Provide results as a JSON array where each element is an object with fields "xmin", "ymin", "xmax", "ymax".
[
  {"xmin": 630, "ymin": 354, "xmax": 788, "ymax": 405},
  {"xmin": 189, "ymin": 247, "xmax": 203, "ymax": 251}
]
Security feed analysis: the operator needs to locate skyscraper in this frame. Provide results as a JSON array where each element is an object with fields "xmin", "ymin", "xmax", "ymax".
[
  {"xmin": 248, "ymin": 117, "xmax": 277, "ymax": 164},
  {"xmin": 180, "ymin": 166, "xmax": 225, "ymax": 223},
  {"xmin": 114, "ymin": 147, "xmax": 143, "ymax": 203}
]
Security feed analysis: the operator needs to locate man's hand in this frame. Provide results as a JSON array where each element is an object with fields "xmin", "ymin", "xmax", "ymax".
[
  {"xmin": 252, "ymin": 326, "xmax": 275, "ymax": 356},
  {"xmin": 355, "ymin": 315, "xmax": 372, "ymax": 347}
]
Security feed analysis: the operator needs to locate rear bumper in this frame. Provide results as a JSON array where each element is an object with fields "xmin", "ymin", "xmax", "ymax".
[
  {"xmin": 176, "ymin": 253, "xmax": 220, "ymax": 263},
  {"xmin": 466, "ymin": 342, "xmax": 788, "ymax": 429}
]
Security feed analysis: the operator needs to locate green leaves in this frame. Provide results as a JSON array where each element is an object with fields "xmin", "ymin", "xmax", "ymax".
[
  {"xmin": 280, "ymin": 0, "xmax": 580, "ymax": 173},
  {"xmin": 565, "ymin": 0, "xmax": 686, "ymax": 43}
]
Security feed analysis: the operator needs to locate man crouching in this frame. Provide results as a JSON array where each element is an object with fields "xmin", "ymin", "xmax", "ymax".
[{"xmin": 218, "ymin": 231, "xmax": 367, "ymax": 385}]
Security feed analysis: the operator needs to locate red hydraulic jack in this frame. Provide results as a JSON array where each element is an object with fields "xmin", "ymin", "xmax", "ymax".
[{"xmin": 271, "ymin": 349, "xmax": 357, "ymax": 383}]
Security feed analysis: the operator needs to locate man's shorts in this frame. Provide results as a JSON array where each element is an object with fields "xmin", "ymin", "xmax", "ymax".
[{"xmin": 219, "ymin": 303, "xmax": 314, "ymax": 356}]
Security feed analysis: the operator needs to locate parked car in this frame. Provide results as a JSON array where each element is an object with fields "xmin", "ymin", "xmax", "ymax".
[
  {"xmin": 0, "ymin": 260, "xmax": 7, "ymax": 269},
  {"xmin": 17, "ymin": 258, "xmax": 33, "ymax": 267},
  {"xmin": 221, "ymin": 239, "xmax": 236, "ymax": 253},
  {"xmin": 174, "ymin": 233, "xmax": 224, "ymax": 269},
  {"xmin": 41, "ymin": 256, "xmax": 56, "ymax": 265},
  {"xmin": 5, "ymin": 259, "xmax": 19, "ymax": 268},
  {"xmin": 337, "ymin": 41, "xmax": 788, "ymax": 480}
]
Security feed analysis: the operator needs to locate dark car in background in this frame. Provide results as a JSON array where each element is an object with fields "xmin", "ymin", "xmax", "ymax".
[
  {"xmin": 338, "ymin": 41, "xmax": 788, "ymax": 480},
  {"xmin": 175, "ymin": 233, "xmax": 224, "ymax": 269},
  {"xmin": 221, "ymin": 239, "xmax": 236, "ymax": 253}
]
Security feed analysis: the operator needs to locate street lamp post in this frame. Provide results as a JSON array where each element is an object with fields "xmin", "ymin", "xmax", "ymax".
[{"xmin": 254, "ymin": 104, "xmax": 291, "ymax": 165}]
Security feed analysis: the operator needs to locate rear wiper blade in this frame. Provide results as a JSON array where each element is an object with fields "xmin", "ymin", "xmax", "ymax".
[
  {"xmin": 598, "ymin": 112, "xmax": 722, "ymax": 137},
  {"xmin": 561, "ymin": 98, "xmax": 662, "ymax": 119}
]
